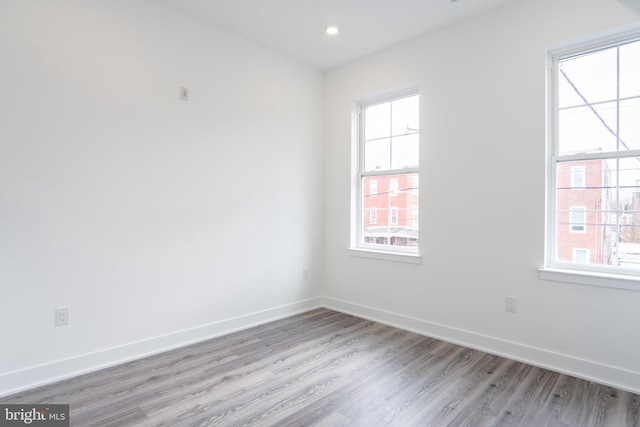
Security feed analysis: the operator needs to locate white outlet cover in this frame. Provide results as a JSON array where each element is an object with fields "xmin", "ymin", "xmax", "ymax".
[{"xmin": 55, "ymin": 308, "xmax": 70, "ymax": 326}]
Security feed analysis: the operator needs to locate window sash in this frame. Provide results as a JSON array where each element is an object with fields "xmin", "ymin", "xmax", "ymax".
[
  {"xmin": 356, "ymin": 90, "xmax": 419, "ymax": 254},
  {"xmin": 546, "ymin": 30, "xmax": 640, "ymax": 277}
]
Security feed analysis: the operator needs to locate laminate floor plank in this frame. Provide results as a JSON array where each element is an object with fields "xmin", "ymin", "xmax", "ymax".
[{"xmin": 3, "ymin": 308, "xmax": 638, "ymax": 426}]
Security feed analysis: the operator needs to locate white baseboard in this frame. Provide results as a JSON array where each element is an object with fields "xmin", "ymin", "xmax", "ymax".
[
  {"xmin": 0, "ymin": 297, "xmax": 323, "ymax": 398},
  {"xmin": 323, "ymin": 296, "xmax": 640, "ymax": 395},
  {"xmin": 4, "ymin": 296, "xmax": 638, "ymax": 398}
]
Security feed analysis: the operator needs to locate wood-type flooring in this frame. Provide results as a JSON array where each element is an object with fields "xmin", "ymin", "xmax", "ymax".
[{"xmin": 3, "ymin": 308, "xmax": 639, "ymax": 426}]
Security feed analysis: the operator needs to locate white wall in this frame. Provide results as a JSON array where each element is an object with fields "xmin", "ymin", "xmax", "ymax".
[
  {"xmin": 323, "ymin": 0, "xmax": 640, "ymax": 393},
  {"xmin": 0, "ymin": 0, "xmax": 323, "ymax": 395}
]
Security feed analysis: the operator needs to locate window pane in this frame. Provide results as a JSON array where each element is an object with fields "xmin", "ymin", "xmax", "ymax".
[
  {"xmin": 555, "ymin": 160, "xmax": 608, "ymax": 264},
  {"xmin": 391, "ymin": 95, "xmax": 419, "ymax": 136},
  {"xmin": 558, "ymin": 103, "xmax": 617, "ymax": 155},
  {"xmin": 364, "ymin": 138, "xmax": 390, "ymax": 171},
  {"xmin": 364, "ymin": 103, "xmax": 390, "ymax": 141},
  {"xmin": 620, "ymin": 40, "xmax": 640, "ymax": 99},
  {"xmin": 620, "ymin": 98, "xmax": 640, "ymax": 151},
  {"xmin": 391, "ymin": 133, "xmax": 419, "ymax": 169},
  {"xmin": 612, "ymin": 157, "xmax": 640, "ymax": 270},
  {"xmin": 555, "ymin": 158, "xmax": 640, "ymax": 269},
  {"xmin": 617, "ymin": 156, "xmax": 640, "ymax": 208},
  {"xmin": 559, "ymin": 47, "xmax": 617, "ymax": 108},
  {"xmin": 361, "ymin": 173, "xmax": 419, "ymax": 248}
]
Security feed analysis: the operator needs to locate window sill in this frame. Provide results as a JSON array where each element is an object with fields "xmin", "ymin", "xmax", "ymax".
[
  {"xmin": 538, "ymin": 267, "xmax": 640, "ymax": 291},
  {"xmin": 348, "ymin": 248, "xmax": 422, "ymax": 264}
]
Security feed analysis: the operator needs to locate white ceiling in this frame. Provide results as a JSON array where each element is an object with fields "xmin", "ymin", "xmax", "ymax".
[{"xmin": 152, "ymin": 0, "xmax": 517, "ymax": 70}]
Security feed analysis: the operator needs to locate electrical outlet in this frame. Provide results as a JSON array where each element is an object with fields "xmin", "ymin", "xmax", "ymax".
[
  {"xmin": 180, "ymin": 86, "xmax": 189, "ymax": 101},
  {"xmin": 505, "ymin": 297, "xmax": 517, "ymax": 313},
  {"xmin": 55, "ymin": 307, "xmax": 70, "ymax": 326},
  {"xmin": 303, "ymin": 269, "xmax": 310, "ymax": 280}
]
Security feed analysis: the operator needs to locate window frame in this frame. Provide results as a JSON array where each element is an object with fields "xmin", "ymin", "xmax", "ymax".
[
  {"xmin": 542, "ymin": 24, "xmax": 640, "ymax": 289},
  {"xmin": 350, "ymin": 86, "xmax": 421, "ymax": 262}
]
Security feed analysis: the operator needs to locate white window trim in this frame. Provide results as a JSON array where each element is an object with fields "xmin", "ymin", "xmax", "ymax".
[
  {"xmin": 541, "ymin": 23, "xmax": 640, "ymax": 289},
  {"xmin": 538, "ymin": 267, "xmax": 640, "ymax": 291},
  {"xmin": 347, "ymin": 248, "xmax": 422, "ymax": 264},
  {"xmin": 349, "ymin": 84, "xmax": 421, "ymax": 262}
]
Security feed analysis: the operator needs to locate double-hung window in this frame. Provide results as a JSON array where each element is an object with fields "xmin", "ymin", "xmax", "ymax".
[
  {"xmin": 353, "ymin": 89, "xmax": 420, "ymax": 255},
  {"xmin": 546, "ymin": 29, "xmax": 640, "ymax": 279}
]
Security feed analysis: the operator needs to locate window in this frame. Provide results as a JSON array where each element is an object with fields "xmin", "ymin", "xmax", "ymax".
[
  {"xmin": 370, "ymin": 208, "xmax": 377, "ymax": 224},
  {"xmin": 546, "ymin": 29, "xmax": 640, "ymax": 278},
  {"xmin": 569, "ymin": 206, "xmax": 586, "ymax": 233},
  {"xmin": 354, "ymin": 89, "xmax": 419, "ymax": 255},
  {"xmin": 390, "ymin": 207, "xmax": 398, "ymax": 225},
  {"xmin": 389, "ymin": 178, "xmax": 399, "ymax": 196},
  {"xmin": 573, "ymin": 248, "xmax": 590, "ymax": 263},
  {"xmin": 571, "ymin": 165, "xmax": 586, "ymax": 188},
  {"xmin": 370, "ymin": 180, "xmax": 378, "ymax": 196}
]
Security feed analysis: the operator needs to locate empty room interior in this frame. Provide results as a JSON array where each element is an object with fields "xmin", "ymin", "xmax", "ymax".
[{"xmin": 2, "ymin": 0, "xmax": 640, "ymax": 425}]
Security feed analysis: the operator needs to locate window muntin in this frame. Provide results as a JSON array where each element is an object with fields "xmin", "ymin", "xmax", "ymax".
[
  {"xmin": 548, "ymin": 34, "xmax": 640, "ymax": 275},
  {"xmin": 356, "ymin": 90, "xmax": 419, "ymax": 253}
]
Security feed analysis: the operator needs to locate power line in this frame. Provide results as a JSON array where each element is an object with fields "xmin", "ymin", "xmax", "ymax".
[{"xmin": 559, "ymin": 66, "xmax": 637, "ymax": 158}]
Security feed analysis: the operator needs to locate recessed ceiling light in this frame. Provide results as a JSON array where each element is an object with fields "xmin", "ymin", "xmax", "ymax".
[{"xmin": 326, "ymin": 25, "xmax": 339, "ymax": 36}]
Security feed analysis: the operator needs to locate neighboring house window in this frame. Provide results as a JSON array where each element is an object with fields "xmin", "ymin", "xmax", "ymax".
[
  {"xmin": 546, "ymin": 30, "xmax": 640, "ymax": 278},
  {"xmin": 370, "ymin": 207, "xmax": 377, "ymax": 224},
  {"xmin": 390, "ymin": 207, "xmax": 398, "ymax": 225},
  {"xmin": 354, "ymin": 88, "xmax": 419, "ymax": 254},
  {"xmin": 571, "ymin": 165, "xmax": 586, "ymax": 189},
  {"xmin": 389, "ymin": 178, "xmax": 399, "ymax": 196},
  {"xmin": 569, "ymin": 206, "xmax": 586, "ymax": 233},
  {"xmin": 573, "ymin": 248, "xmax": 590, "ymax": 263}
]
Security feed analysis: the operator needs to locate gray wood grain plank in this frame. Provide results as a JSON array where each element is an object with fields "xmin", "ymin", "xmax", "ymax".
[{"xmin": 3, "ymin": 308, "xmax": 638, "ymax": 427}]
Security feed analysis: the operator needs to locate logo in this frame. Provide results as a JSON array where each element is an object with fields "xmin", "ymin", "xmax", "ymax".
[{"xmin": 0, "ymin": 405, "xmax": 69, "ymax": 426}]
